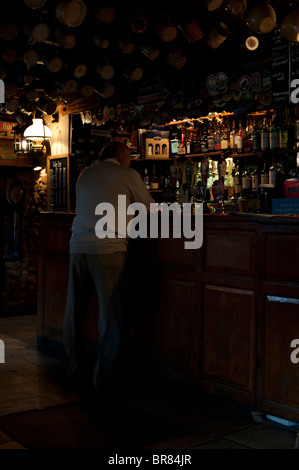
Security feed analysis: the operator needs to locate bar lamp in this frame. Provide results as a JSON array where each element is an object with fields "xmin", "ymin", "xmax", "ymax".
[{"xmin": 23, "ymin": 118, "xmax": 52, "ymax": 152}]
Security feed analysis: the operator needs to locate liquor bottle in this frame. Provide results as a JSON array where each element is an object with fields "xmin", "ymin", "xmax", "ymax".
[
  {"xmin": 214, "ymin": 122, "xmax": 221, "ymax": 151},
  {"xmin": 171, "ymin": 132, "xmax": 179, "ymax": 156},
  {"xmin": 158, "ymin": 173, "xmax": 164, "ymax": 190},
  {"xmin": 251, "ymin": 166, "xmax": 259, "ymax": 193},
  {"xmin": 148, "ymin": 143, "xmax": 153, "ymax": 156},
  {"xmin": 274, "ymin": 163, "xmax": 285, "ymax": 198},
  {"xmin": 170, "ymin": 159, "xmax": 179, "ymax": 189},
  {"xmin": 252, "ymin": 117, "xmax": 261, "ymax": 152},
  {"xmin": 229, "ymin": 119, "xmax": 236, "ymax": 152},
  {"xmin": 269, "ymin": 162, "xmax": 276, "ymax": 186},
  {"xmin": 150, "ymin": 164, "xmax": 159, "ymax": 189},
  {"xmin": 186, "ymin": 132, "xmax": 192, "ymax": 154},
  {"xmin": 178, "ymin": 129, "xmax": 186, "ymax": 155},
  {"xmin": 234, "ymin": 163, "xmax": 242, "ymax": 197},
  {"xmin": 143, "ymin": 168, "xmax": 150, "ymax": 189},
  {"xmin": 261, "ymin": 118, "xmax": 269, "ymax": 151},
  {"xmin": 269, "ymin": 115, "xmax": 279, "ymax": 150},
  {"xmin": 242, "ymin": 161, "xmax": 251, "ymax": 195},
  {"xmin": 243, "ymin": 119, "xmax": 252, "ymax": 153},
  {"xmin": 279, "ymin": 123, "xmax": 288, "ymax": 149},
  {"xmin": 260, "ymin": 160, "xmax": 269, "ymax": 184},
  {"xmin": 200, "ymin": 125, "xmax": 208, "ymax": 153},
  {"xmin": 225, "ymin": 158, "xmax": 234, "ymax": 198},
  {"xmin": 207, "ymin": 120, "xmax": 215, "ymax": 151},
  {"xmin": 235, "ymin": 120, "xmax": 244, "ymax": 153},
  {"xmin": 221, "ymin": 122, "xmax": 229, "ymax": 150},
  {"xmin": 192, "ymin": 130, "xmax": 201, "ymax": 153}
]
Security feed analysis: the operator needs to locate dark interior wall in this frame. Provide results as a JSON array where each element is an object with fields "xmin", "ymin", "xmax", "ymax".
[{"xmin": 0, "ymin": 168, "xmax": 47, "ymax": 316}]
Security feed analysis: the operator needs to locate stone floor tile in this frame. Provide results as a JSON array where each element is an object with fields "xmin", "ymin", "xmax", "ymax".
[
  {"xmin": 223, "ymin": 423, "xmax": 297, "ymax": 449},
  {"xmin": 192, "ymin": 437, "xmax": 251, "ymax": 449}
]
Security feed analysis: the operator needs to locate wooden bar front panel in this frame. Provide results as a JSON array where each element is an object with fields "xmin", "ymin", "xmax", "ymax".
[
  {"xmin": 202, "ymin": 284, "xmax": 256, "ymax": 404},
  {"xmin": 37, "ymin": 213, "xmax": 299, "ymax": 421},
  {"xmin": 258, "ymin": 295, "xmax": 299, "ymax": 419}
]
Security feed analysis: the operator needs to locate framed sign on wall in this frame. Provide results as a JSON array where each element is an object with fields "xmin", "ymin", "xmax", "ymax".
[{"xmin": 47, "ymin": 154, "xmax": 70, "ymax": 211}]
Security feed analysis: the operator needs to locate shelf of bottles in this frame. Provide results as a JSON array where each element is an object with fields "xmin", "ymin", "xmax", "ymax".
[{"xmin": 132, "ymin": 108, "xmax": 298, "ymax": 210}]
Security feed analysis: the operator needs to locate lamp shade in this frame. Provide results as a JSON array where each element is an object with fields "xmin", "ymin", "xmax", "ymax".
[
  {"xmin": 24, "ymin": 118, "xmax": 52, "ymax": 140},
  {"xmin": 280, "ymin": 9, "xmax": 299, "ymax": 42}
]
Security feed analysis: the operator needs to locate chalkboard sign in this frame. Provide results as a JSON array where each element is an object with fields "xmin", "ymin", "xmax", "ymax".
[
  {"xmin": 290, "ymin": 41, "xmax": 299, "ymax": 83},
  {"xmin": 47, "ymin": 155, "xmax": 70, "ymax": 211},
  {"xmin": 271, "ymin": 27, "xmax": 290, "ymax": 105}
]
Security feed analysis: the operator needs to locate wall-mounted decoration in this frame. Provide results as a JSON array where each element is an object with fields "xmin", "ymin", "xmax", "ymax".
[{"xmin": 47, "ymin": 154, "xmax": 70, "ymax": 211}]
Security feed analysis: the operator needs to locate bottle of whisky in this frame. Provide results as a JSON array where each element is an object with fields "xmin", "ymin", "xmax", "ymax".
[
  {"xmin": 251, "ymin": 166, "xmax": 259, "ymax": 193},
  {"xmin": 260, "ymin": 160, "xmax": 269, "ymax": 184},
  {"xmin": 200, "ymin": 125, "xmax": 208, "ymax": 153},
  {"xmin": 221, "ymin": 122, "xmax": 229, "ymax": 150},
  {"xmin": 178, "ymin": 128, "xmax": 186, "ymax": 155},
  {"xmin": 252, "ymin": 117, "xmax": 261, "ymax": 152},
  {"xmin": 234, "ymin": 163, "xmax": 242, "ymax": 198},
  {"xmin": 261, "ymin": 118, "xmax": 269, "ymax": 151},
  {"xmin": 235, "ymin": 120, "xmax": 244, "ymax": 153},
  {"xmin": 207, "ymin": 120, "xmax": 215, "ymax": 151},
  {"xmin": 242, "ymin": 161, "xmax": 251, "ymax": 195},
  {"xmin": 269, "ymin": 115, "xmax": 279, "ymax": 151},
  {"xmin": 229, "ymin": 119, "xmax": 236, "ymax": 152},
  {"xmin": 214, "ymin": 122, "xmax": 221, "ymax": 151}
]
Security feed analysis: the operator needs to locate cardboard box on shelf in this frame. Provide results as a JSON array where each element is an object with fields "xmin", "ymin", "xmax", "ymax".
[{"xmin": 145, "ymin": 129, "xmax": 169, "ymax": 158}]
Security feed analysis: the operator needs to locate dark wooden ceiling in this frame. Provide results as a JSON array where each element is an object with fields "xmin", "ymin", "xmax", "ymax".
[{"xmin": 0, "ymin": 0, "xmax": 298, "ymax": 124}]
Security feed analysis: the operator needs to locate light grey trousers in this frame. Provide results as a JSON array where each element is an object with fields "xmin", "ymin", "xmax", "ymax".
[{"xmin": 63, "ymin": 252, "xmax": 127, "ymax": 390}]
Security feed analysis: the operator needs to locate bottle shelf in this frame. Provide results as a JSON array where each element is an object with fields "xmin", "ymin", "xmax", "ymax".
[{"xmin": 131, "ymin": 149, "xmax": 287, "ymax": 161}]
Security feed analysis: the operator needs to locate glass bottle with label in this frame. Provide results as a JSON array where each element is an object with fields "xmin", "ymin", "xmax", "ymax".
[
  {"xmin": 230, "ymin": 119, "xmax": 236, "ymax": 152},
  {"xmin": 251, "ymin": 166, "xmax": 259, "ymax": 193},
  {"xmin": 269, "ymin": 115, "xmax": 279, "ymax": 150},
  {"xmin": 243, "ymin": 119, "xmax": 252, "ymax": 153},
  {"xmin": 279, "ymin": 124, "xmax": 288, "ymax": 149},
  {"xmin": 260, "ymin": 160, "xmax": 269, "ymax": 184},
  {"xmin": 242, "ymin": 161, "xmax": 251, "ymax": 195},
  {"xmin": 178, "ymin": 129, "xmax": 186, "ymax": 155},
  {"xmin": 221, "ymin": 122, "xmax": 229, "ymax": 150},
  {"xmin": 148, "ymin": 143, "xmax": 153, "ymax": 156},
  {"xmin": 269, "ymin": 162, "xmax": 277, "ymax": 186},
  {"xmin": 234, "ymin": 163, "xmax": 242, "ymax": 198},
  {"xmin": 207, "ymin": 120, "xmax": 215, "ymax": 151},
  {"xmin": 252, "ymin": 117, "xmax": 261, "ymax": 152},
  {"xmin": 235, "ymin": 120, "xmax": 244, "ymax": 153},
  {"xmin": 214, "ymin": 122, "xmax": 221, "ymax": 151},
  {"xmin": 261, "ymin": 118, "xmax": 269, "ymax": 151},
  {"xmin": 200, "ymin": 125, "xmax": 208, "ymax": 153},
  {"xmin": 143, "ymin": 168, "xmax": 150, "ymax": 189},
  {"xmin": 193, "ymin": 130, "xmax": 201, "ymax": 153}
]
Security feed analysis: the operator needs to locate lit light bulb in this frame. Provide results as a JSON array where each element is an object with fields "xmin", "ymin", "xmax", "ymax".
[{"xmin": 245, "ymin": 35, "xmax": 259, "ymax": 51}]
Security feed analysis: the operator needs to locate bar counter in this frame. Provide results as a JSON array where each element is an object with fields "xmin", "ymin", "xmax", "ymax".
[{"xmin": 37, "ymin": 211, "xmax": 299, "ymax": 421}]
